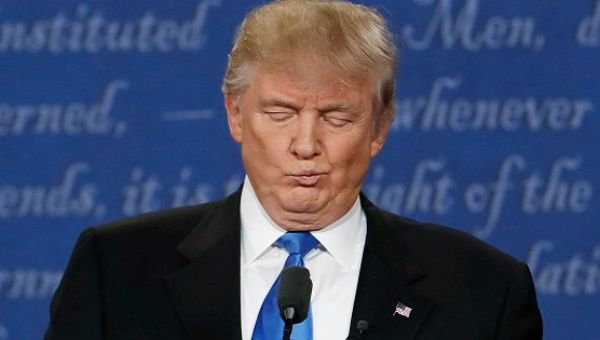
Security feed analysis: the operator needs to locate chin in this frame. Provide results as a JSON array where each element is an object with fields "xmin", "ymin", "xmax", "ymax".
[
  {"xmin": 281, "ymin": 199, "xmax": 325, "ymax": 215},
  {"xmin": 282, "ymin": 189, "xmax": 328, "ymax": 213}
]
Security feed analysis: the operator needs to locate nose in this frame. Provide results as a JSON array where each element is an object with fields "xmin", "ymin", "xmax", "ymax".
[{"xmin": 290, "ymin": 113, "xmax": 322, "ymax": 159}]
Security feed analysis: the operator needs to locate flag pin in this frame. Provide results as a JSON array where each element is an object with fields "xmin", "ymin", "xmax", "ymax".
[{"xmin": 393, "ymin": 301, "xmax": 412, "ymax": 318}]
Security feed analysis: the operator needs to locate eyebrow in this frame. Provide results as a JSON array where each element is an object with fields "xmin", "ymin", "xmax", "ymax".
[
  {"xmin": 317, "ymin": 102, "xmax": 357, "ymax": 114},
  {"xmin": 258, "ymin": 97, "xmax": 360, "ymax": 114},
  {"xmin": 258, "ymin": 97, "xmax": 301, "ymax": 110}
]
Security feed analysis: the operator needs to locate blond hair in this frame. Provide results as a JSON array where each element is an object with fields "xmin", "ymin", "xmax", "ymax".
[{"xmin": 222, "ymin": 0, "xmax": 398, "ymax": 133}]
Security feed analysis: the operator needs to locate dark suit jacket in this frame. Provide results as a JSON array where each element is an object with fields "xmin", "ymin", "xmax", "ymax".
[{"xmin": 45, "ymin": 189, "xmax": 542, "ymax": 339}]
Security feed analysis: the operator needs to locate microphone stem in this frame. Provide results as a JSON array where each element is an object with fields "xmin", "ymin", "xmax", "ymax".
[{"xmin": 282, "ymin": 319, "xmax": 293, "ymax": 340}]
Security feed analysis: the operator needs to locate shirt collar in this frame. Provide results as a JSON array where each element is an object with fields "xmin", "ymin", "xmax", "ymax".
[
  {"xmin": 240, "ymin": 176, "xmax": 366, "ymax": 272},
  {"xmin": 240, "ymin": 177, "xmax": 286, "ymax": 266},
  {"xmin": 311, "ymin": 197, "xmax": 365, "ymax": 272}
]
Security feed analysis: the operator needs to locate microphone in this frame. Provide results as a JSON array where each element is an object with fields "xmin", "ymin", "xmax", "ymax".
[
  {"xmin": 277, "ymin": 266, "xmax": 313, "ymax": 340},
  {"xmin": 346, "ymin": 320, "xmax": 369, "ymax": 340}
]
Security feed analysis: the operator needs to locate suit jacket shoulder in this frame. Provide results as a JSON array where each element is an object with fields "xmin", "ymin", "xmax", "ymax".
[
  {"xmin": 352, "ymin": 196, "xmax": 543, "ymax": 339},
  {"xmin": 46, "ymin": 192, "xmax": 244, "ymax": 340},
  {"xmin": 91, "ymin": 197, "xmax": 223, "ymax": 242}
]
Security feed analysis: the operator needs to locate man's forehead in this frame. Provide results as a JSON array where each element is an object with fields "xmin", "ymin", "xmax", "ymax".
[
  {"xmin": 249, "ymin": 62, "xmax": 372, "ymax": 95},
  {"xmin": 261, "ymin": 55, "xmax": 371, "ymax": 81},
  {"xmin": 249, "ymin": 74, "xmax": 371, "ymax": 112}
]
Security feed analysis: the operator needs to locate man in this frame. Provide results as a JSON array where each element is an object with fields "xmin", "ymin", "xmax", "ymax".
[{"xmin": 46, "ymin": 1, "xmax": 543, "ymax": 339}]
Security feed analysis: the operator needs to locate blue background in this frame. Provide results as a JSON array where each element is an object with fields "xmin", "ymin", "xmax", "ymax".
[{"xmin": 1, "ymin": 0, "xmax": 599, "ymax": 339}]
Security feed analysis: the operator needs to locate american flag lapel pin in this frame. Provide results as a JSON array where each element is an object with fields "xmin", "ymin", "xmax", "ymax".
[{"xmin": 393, "ymin": 301, "xmax": 413, "ymax": 318}]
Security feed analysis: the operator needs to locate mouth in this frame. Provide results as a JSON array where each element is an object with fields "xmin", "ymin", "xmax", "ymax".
[{"xmin": 290, "ymin": 171, "xmax": 326, "ymax": 186}]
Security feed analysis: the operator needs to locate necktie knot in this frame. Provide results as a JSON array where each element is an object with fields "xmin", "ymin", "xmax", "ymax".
[{"xmin": 276, "ymin": 232, "xmax": 319, "ymax": 258}]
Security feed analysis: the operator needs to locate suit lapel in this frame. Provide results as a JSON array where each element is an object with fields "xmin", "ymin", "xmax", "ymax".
[
  {"xmin": 163, "ymin": 190, "xmax": 243, "ymax": 340},
  {"xmin": 349, "ymin": 195, "xmax": 435, "ymax": 340}
]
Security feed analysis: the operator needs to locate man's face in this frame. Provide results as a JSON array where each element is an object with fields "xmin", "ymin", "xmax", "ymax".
[{"xmin": 225, "ymin": 64, "xmax": 387, "ymax": 230}]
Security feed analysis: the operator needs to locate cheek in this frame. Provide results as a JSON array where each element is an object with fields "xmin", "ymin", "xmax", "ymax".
[
  {"xmin": 329, "ymin": 137, "xmax": 373, "ymax": 171},
  {"xmin": 243, "ymin": 122, "xmax": 290, "ymax": 164}
]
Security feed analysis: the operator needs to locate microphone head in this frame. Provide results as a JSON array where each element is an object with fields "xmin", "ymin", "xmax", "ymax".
[
  {"xmin": 356, "ymin": 320, "xmax": 369, "ymax": 333},
  {"xmin": 277, "ymin": 266, "xmax": 313, "ymax": 324}
]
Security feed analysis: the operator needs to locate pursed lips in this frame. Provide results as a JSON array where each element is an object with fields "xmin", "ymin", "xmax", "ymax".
[{"xmin": 288, "ymin": 170, "xmax": 328, "ymax": 186}]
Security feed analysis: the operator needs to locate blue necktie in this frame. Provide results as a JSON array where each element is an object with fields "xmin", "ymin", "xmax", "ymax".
[{"xmin": 252, "ymin": 232, "xmax": 319, "ymax": 340}]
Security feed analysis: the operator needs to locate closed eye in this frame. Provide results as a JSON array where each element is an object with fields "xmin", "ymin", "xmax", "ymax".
[
  {"xmin": 265, "ymin": 111, "xmax": 294, "ymax": 122},
  {"xmin": 322, "ymin": 113, "xmax": 353, "ymax": 127}
]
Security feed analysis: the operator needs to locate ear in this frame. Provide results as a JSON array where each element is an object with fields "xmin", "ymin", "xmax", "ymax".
[
  {"xmin": 369, "ymin": 126, "xmax": 389, "ymax": 157},
  {"xmin": 225, "ymin": 94, "xmax": 243, "ymax": 144}
]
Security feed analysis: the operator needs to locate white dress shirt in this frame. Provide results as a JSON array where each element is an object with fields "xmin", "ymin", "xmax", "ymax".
[{"xmin": 240, "ymin": 177, "xmax": 367, "ymax": 340}]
